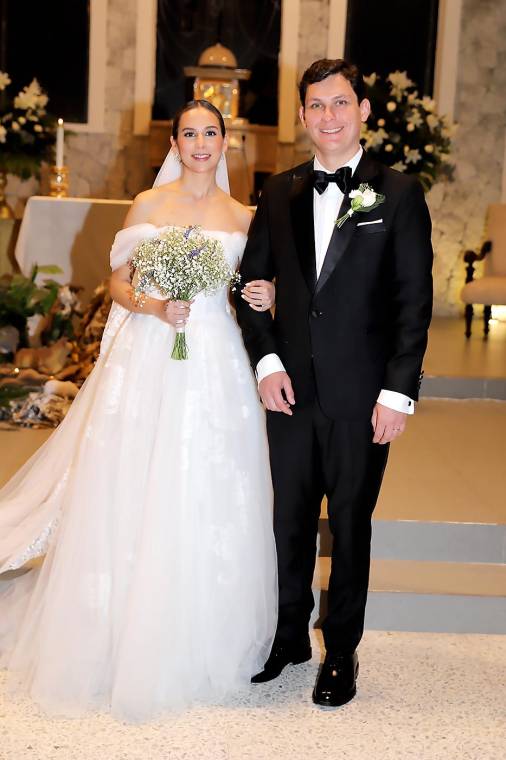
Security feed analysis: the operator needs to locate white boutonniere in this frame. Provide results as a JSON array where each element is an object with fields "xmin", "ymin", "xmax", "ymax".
[{"xmin": 335, "ymin": 183, "xmax": 386, "ymax": 229}]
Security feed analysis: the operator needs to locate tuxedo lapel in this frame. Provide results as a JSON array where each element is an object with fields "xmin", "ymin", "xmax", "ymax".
[
  {"xmin": 315, "ymin": 151, "xmax": 380, "ymax": 296},
  {"xmin": 289, "ymin": 163, "xmax": 317, "ymax": 293},
  {"xmin": 315, "ymin": 192, "xmax": 354, "ymax": 295}
]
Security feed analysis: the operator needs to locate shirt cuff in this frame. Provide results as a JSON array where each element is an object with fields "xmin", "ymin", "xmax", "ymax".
[
  {"xmin": 377, "ymin": 389, "xmax": 415, "ymax": 415},
  {"xmin": 256, "ymin": 353, "xmax": 286, "ymax": 384}
]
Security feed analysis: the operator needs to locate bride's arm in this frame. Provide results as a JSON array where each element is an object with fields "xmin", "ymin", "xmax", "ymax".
[
  {"xmin": 110, "ymin": 192, "xmax": 162, "ymax": 314},
  {"xmin": 110, "ymin": 264, "xmax": 191, "ymax": 327},
  {"xmin": 109, "ymin": 264, "xmax": 163, "ymax": 316},
  {"xmin": 110, "ymin": 191, "xmax": 191, "ymax": 325}
]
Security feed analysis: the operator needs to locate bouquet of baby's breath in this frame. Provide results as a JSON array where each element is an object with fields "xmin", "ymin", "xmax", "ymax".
[{"xmin": 130, "ymin": 226, "xmax": 240, "ymax": 359}]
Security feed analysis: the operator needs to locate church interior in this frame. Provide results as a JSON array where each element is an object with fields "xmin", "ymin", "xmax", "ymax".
[{"xmin": 0, "ymin": 0, "xmax": 505, "ymax": 758}]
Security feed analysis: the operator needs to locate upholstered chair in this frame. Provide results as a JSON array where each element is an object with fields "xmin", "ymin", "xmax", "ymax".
[{"xmin": 461, "ymin": 203, "xmax": 506, "ymax": 337}]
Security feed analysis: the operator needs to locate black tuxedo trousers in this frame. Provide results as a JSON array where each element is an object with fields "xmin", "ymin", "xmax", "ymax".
[
  {"xmin": 267, "ymin": 400, "xmax": 388, "ymax": 653},
  {"xmin": 236, "ymin": 154, "xmax": 433, "ymax": 654}
]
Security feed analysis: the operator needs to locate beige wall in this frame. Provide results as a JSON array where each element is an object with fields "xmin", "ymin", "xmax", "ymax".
[{"xmin": 66, "ymin": 0, "xmax": 153, "ymax": 199}]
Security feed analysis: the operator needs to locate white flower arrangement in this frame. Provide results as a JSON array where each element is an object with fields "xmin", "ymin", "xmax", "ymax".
[
  {"xmin": 0, "ymin": 72, "xmax": 56, "ymax": 180},
  {"xmin": 362, "ymin": 70, "xmax": 456, "ymax": 191},
  {"xmin": 130, "ymin": 226, "xmax": 240, "ymax": 359},
  {"xmin": 14, "ymin": 79, "xmax": 49, "ymax": 111},
  {"xmin": 58, "ymin": 285, "xmax": 81, "ymax": 317},
  {"xmin": 0, "ymin": 72, "xmax": 11, "ymax": 91},
  {"xmin": 387, "ymin": 71, "xmax": 414, "ymax": 98}
]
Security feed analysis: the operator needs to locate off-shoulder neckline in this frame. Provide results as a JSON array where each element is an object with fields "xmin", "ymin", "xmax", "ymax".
[{"xmin": 119, "ymin": 222, "xmax": 247, "ymax": 238}]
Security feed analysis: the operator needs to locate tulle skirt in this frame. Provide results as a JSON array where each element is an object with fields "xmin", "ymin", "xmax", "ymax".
[{"xmin": 0, "ymin": 300, "xmax": 277, "ymax": 721}]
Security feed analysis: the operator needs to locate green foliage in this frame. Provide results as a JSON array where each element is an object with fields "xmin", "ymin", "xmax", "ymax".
[
  {"xmin": 0, "ymin": 384, "xmax": 32, "ymax": 408},
  {"xmin": 0, "ymin": 265, "xmax": 68, "ymax": 350}
]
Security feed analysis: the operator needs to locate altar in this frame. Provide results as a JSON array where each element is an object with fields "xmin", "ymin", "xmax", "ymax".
[{"xmin": 14, "ymin": 196, "xmax": 132, "ymax": 303}]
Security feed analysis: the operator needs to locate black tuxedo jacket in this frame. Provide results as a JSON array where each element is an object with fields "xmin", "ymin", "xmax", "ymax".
[{"xmin": 235, "ymin": 152, "xmax": 433, "ymax": 420}]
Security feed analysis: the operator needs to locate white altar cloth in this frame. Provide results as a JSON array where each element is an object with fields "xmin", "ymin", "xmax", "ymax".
[{"xmin": 15, "ymin": 196, "xmax": 132, "ymax": 302}]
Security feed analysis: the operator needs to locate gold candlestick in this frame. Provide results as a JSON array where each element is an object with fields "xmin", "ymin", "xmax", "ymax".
[{"xmin": 49, "ymin": 165, "xmax": 69, "ymax": 198}]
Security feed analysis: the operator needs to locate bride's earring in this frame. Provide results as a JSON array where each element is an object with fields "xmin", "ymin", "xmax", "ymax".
[{"xmin": 174, "ymin": 153, "xmax": 182, "ymax": 164}]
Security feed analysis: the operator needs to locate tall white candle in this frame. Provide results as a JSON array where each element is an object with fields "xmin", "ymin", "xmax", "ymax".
[{"xmin": 56, "ymin": 118, "xmax": 64, "ymax": 168}]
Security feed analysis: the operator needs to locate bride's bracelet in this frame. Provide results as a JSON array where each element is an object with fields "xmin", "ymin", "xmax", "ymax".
[
  {"xmin": 130, "ymin": 288, "xmax": 147, "ymax": 309},
  {"xmin": 128, "ymin": 262, "xmax": 146, "ymax": 309}
]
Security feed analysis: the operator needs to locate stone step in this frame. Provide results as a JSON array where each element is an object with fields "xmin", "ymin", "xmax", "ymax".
[
  {"xmin": 318, "ymin": 518, "xmax": 506, "ymax": 564},
  {"xmin": 315, "ymin": 556, "xmax": 506, "ymax": 596},
  {"xmin": 311, "ymin": 557, "xmax": 506, "ymax": 634},
  {"xmin": 420, "ymin": 375, "xmax": 506, "ymax": 400}
]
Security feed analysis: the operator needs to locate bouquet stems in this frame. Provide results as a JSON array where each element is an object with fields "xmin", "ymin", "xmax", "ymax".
[{"xmin": 171, "ymin": 326, "xmax": 188, "ymax": 360}]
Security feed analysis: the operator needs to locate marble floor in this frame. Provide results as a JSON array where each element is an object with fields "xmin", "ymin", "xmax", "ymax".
[
  {"xmin": 425, "ymin": 315, "xmax": 506, "ymax": 379},
  {"xmin": 0, "ymin": 630, "xmax": 504, "ymax": 760}
]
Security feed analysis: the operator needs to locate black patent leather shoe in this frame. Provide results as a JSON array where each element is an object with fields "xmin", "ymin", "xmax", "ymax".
[
  {"xmin": 251, "ymin": 640, "xmax": 312, "ymax": 683},
  {"xmin": 312, "ymin": 651, "xmax": 359, "ymax": 706}
]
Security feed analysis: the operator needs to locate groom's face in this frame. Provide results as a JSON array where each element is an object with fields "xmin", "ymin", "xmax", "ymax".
[{"xmin": 299, "ymin": 74, "xmax": 370, "ymax": 165}]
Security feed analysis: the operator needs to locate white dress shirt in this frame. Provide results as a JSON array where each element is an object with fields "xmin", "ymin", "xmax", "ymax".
[{"xmin": 256, "ymin": 149, "xmax": 414, "ymax": 415}]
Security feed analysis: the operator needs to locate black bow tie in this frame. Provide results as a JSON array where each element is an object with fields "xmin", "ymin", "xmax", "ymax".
[{"xmin": 313, "ymin": 166, "xmax": 352, "ymax": 195}]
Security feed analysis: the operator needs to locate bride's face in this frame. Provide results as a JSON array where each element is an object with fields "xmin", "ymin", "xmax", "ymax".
[{"xmin": 172, "ymin": 107, "xmax": 227, "ymax": 176}]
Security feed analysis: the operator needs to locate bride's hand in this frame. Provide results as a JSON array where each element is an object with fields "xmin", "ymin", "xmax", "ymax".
[
  {"xmin": 241, "ymin": 280, "xmax": 275, "ymax": 312},
  {"xmin": 157, "ymin": 299, "xmax": 192, "ymax": 327}
]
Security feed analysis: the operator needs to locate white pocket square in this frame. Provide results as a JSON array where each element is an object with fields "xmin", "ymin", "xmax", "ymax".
[{"xmin": 357, "ymin": 218, "xmax": 383, "ymax": 226}]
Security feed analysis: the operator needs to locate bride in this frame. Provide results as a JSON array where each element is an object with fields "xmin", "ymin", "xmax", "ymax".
[{"xmin": 0, "ymin": 100, "xmax": 278, "ymax": 722}]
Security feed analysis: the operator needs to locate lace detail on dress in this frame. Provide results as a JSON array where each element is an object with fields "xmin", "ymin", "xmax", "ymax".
[
  {"xmin": 3, "ymin": 517, "xmax": 60, "ymax": 572},
  {"xmin": 2, "ymin": 469, "xmax": 69, "ymax": 572}
]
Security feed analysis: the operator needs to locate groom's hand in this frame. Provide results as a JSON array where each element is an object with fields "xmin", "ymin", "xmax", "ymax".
[
  {"xmin": 371, "ymin": 403, "xmax": 407, "ymax": 444},
  {"xmin": 259, "ymin": 372, "xmax": 295, "ymax": 416}
]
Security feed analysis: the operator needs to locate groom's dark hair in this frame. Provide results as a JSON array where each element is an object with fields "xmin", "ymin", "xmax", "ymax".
[{"xmin": 299, "ymin": 59, "xmax": 367, "ymax": 107}]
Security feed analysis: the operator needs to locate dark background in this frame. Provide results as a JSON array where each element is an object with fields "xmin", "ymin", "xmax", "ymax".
[
  {"xmin": 345, "ymin": 0, "xmax": 440, "ymax": 94},
  {"xmin": 154, "ymin": 0, "xmax": 281, "ymax": 124},
  {"xmin": 0, "ymin": 0, "xmax": 440, "ymax": 128},
  {"xmin": 0, "ymin": 0, "xmax": 89, "ymax": 123}
]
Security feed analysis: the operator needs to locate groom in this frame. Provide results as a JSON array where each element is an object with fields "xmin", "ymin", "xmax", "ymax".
[{"xmin": 235, "ymin": 59, "xmax": 433, "ymax": 706}]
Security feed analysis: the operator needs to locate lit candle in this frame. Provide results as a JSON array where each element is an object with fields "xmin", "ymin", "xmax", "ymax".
[{"xmin": 55, "ymin": 118, "xmax": 64, "ymax": 168}]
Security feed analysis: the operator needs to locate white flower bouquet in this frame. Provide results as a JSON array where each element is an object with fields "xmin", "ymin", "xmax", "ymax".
[
  {"xmin": 130, "ymin": 226, "xmax": 240, "ymax": 359},
  {"xmin": 0, "ymin": 72, "xmax": 56, "ymax": 179},
  {"xmin": 361, "ymin": 71, "xmax": 457, "ymax": 191}
]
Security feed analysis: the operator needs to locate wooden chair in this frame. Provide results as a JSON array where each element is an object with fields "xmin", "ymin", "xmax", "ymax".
[{"xmin": 461, "ymin": 203, "xmax": 506, "ymax": 337}]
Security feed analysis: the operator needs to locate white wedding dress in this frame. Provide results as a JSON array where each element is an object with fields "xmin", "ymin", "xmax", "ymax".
[{"xmin": 0, "ymin": 224, "xmax": 277, "ymax": 722}]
